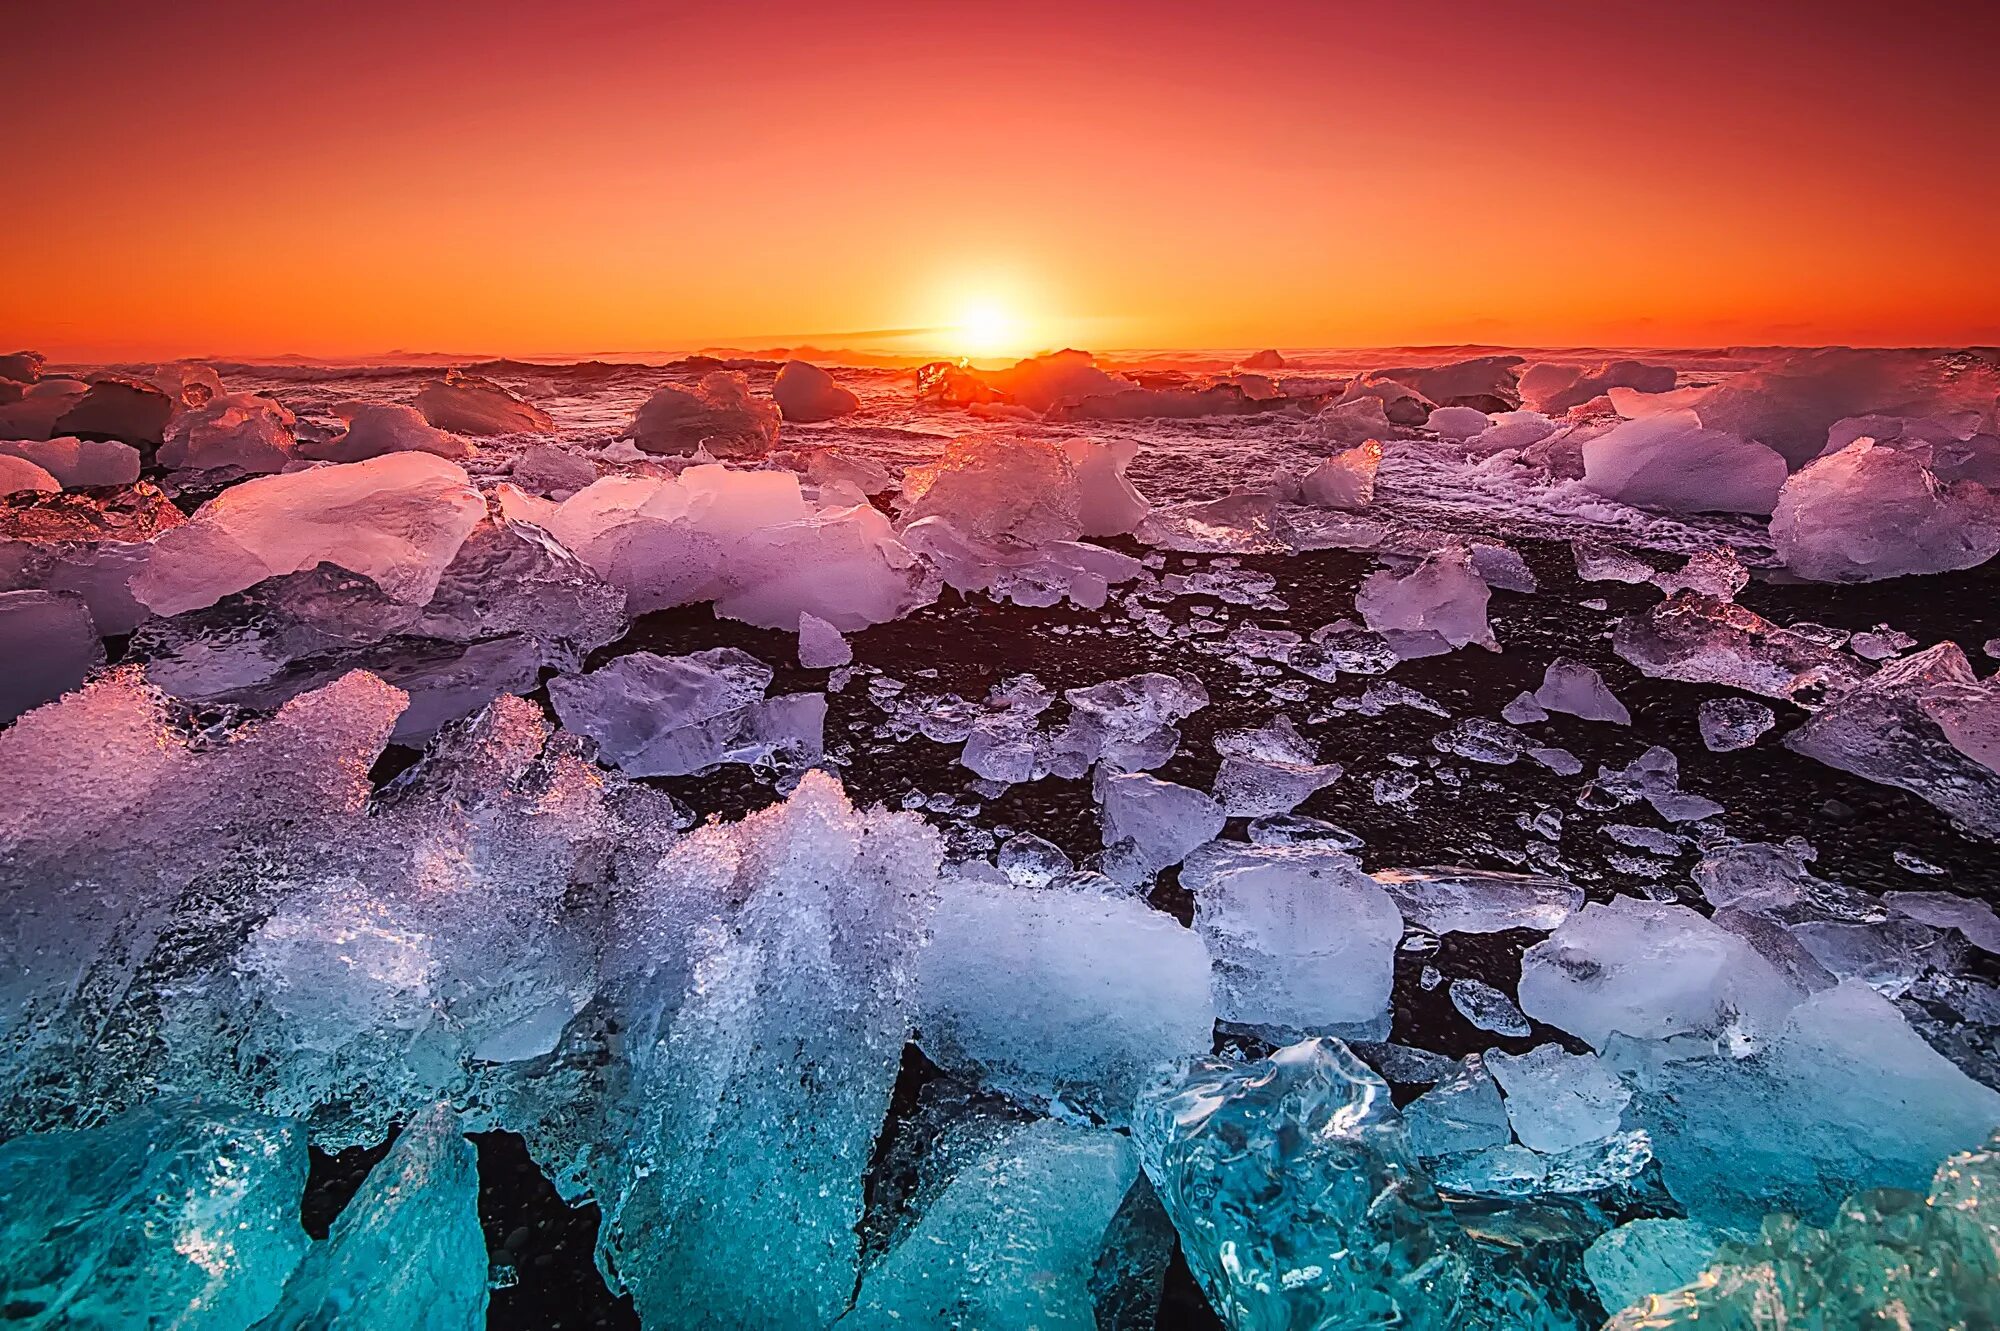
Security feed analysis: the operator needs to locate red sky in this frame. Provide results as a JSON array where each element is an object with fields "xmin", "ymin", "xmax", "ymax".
[{"xmin": 3, "ymin": 0, "xmax": 1996, "ymax": 360}]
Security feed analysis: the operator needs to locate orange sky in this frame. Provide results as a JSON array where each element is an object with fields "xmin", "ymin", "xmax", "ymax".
[{"xmin": 4, "ymin": 0, "xmax": 1996, "ymax": 361}]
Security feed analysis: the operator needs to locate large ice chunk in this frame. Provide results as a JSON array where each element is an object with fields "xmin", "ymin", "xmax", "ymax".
[
  {"xmin": 1485, "ymin": 1044, "xmax": 1629, "ymax": 1154},
  {"xmin": 1613, "ymin": 592, "xmax": 1865, "ymax": 700},
  {"xmin": 300, "ymin": 401, "xmax": 471, "ymax": 462},
  {"xmin": 254, "ymin": 1104, "xmax": 487, "ymax": 1330},
  {"xmin": 844, "ymin": 1120, "xmax": 1140, "ymax": 1331},
  {"xmin": 771, "ymin": 359, "xmax": 859, "ymax": 422},
  {"xmin": 1517, "ymin": 897, "xmax": 1805, "ymax": 1048},
  {"xmin": 1770, "ymin": 437, "xmax": 2000, "ymax": 581},
  {"xmin": 1600, "ymin": 1134, "xmax": 2000, "ymax": 1328},
  {"xmin": 1301, "ymin": 441, "xmax": 1382, "ymax": 509},
  {"xmin": 1062, "ymin": 437, "xmax": 1150, "ymax": 536},
  {"xmin": 1532, "ymin": 656, "xmax": 1631, "ymax": 723},
  {"xmin": 414, "ymin": 369, "xmax": 553, "ymax": 435},
  {"xmin": 1619, "ymin": 981, "xmax": 2000, "ymax": 1227},
  {"xmin": 1519, "ymin": 359, "xmax": 1677, "ymax": 414},
  {"xmin": 1098, "ymin": 772, "xmax": 1225, "ymax": 879},
  {"xmin": 918, "ymin": 877, "xmax": 1215, "ymax": 1120},
  {"xmin": 1134, "ymin": 1038, "xmax": 1465, "ymax": 1330},
  {"xmin": 899, "ymin": 436, "xmax": 1085, "ymax": 545},
  {"xmin": 629, "ymin": 371, "xmax": 780, "ymax": 456},
  {"xmin": 1355, "ymin": 547, "xmax": 1496, "ymax": 657},
  {"xmin": 1180, "ymin": 840, "xmax": 1403, "ymax": 1038},
  {"xmin": 593, "ymin": 772, "xmax": 941, "ymax": 1329},
  {"xmin": 52, "ymin": 374, "xmax": 175, "ymax": 445},
  {"xmin": 0, "ymin": 1100, "xmax": 310, "ymax": 1331},
  {"xmin": 0, "ymin": 454, "xmax": 58, "ymax": 494},
  {"xmin": 158, "ymin": 392, "xmax": 298, "ymax": 473},
  {"xmin": 0, "ymin": 436, "xmax": 140, "ymax": 488},
  {"xmin": 0, "ymin": 589, "xmax": 101, "ymax": 720},
  {"xmin": 1580, "ymin": 409, "xmax": 1787, "ymax": 515},
  {"xmin": 132, "ymin": 453, "xmax": 486, "ymax": 615},
  {"xmin": 1786, "ymin": 641, "xmax": 2000, "ymax": 837},
  {"xmin": 549, "ymin": 648, "xmax": 824, "ymax": 777}
]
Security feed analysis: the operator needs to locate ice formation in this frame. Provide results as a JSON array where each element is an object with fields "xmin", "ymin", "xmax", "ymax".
[
  {"xmin": 1580, "ymin": 409, "xmax": 1788, "ymax": 515},
  {"xmin": 1770, "ymin": 436, "xmax": 2000, "ymax": 581},
  {"xmin": 157, "ymin": 392, "xmax": 298, "ymax": 473},
  {"xmin": 549, "ymin": 648, "xmax": 824, "ymax": 777},
  {"xmin": 1210, "ymin": 715, "xmax": 1343, "ymax": 815},
  {"xmin": 628, "ymin": 371, "xmax": 780, "ymax": 456},
  {"xmin": 0, "ymin": 436, "xmax": 141, "ymax": 488},
  {"xmin": 1786, "ymin": 641, "xmax": 2000, "ymax": 837},
  {"xmin": 5, "ymin": 345, "xmax": 1999, "ymax": 1329},
  {"xmin": 1355, "ymin": 547, "xmax": 1496, "ymax": 657},
  {"xmin": 533, "ymin": 465, "xmax": 934, "ymax": 627},
  {"xmin": 772, "ymin": 359, "xmax": 860, "ymax": 421},
  {"xmin": 300, "ymin": 401, "xmax": 470, "ymax": 462},
  {"xmin": 132, "ymin": 452, "xmax": 488, "ymax": 615},
  {"xmin": 0, "ymin": 454, "xmax": 58, "ymax": 494},
  {"xmin": 413, "ymin": 368, "xmax": 553, "ymax": 435},
  {"xmin": 1135, "ymin": 1039, "xmax": 1465, "ymax": 1328},
  {"xmin": 0, "ymin": 589, "xmax": 102, "ymax": 720},
  {"xmin": 1179, "ymin": 840, "xmax": 1401, "ymax": 1037},
  {"xmin": 918, "ymin": 875, "xmax": 1214, "ymax": 1119}
]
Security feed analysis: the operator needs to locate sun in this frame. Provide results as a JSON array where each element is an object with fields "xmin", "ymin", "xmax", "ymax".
[{"xmin": 949, "ymin": 301, "xmax": 1025, "ymax": 360}]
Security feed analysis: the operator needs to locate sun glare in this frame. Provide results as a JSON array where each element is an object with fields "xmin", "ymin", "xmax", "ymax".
[{"xmin": 949, "ymin": 300, "xmax": 1025, "ymax": 360}]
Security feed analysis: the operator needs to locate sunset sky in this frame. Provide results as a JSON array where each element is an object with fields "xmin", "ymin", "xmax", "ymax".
[{"xmin": 4, "ymin": 0, "xmax": 1996, "ymax": 361}]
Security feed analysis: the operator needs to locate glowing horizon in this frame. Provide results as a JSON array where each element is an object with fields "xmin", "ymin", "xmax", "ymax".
[{"xmin": 4, "ymin": 0, "xmax": 1996, "ymax": 363}]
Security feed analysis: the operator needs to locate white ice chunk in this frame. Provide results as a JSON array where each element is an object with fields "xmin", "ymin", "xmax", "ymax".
[
  {"xmin": 1532, "ymin": 656, "xmax": 1631, "ymax": 724},
  {"xmin": 0, "ymin": 436, "xmax": 140, "ymax": 488},
  {"xmin": 918, "ymin": 877, "xmax": 1215, "ymax": 1119},
  {"xmin": 301, "ymin": 402, "xmax": 470, "ymax": 463},
  {"xmin": 1486, "ymin": 1043, "xmax": 1630, "ymax": 1153},
  {"xmin": 1372, "ymin": 866, "xmax": 1582, "ymax": 934},
  {"xmin": 1098, "ymin": 773, "xmax": 1225, "ymax": 879},
  {"xmin": 1581, "ymin": 410, "xmax": 1787, "ymax": 515},
  {"xmin": 1518, "ymin": 897, "xmax": 1805, "ymax": 1048},
  {"xmin": 132, "ymin": 453, "xmax": 486, "ymax": 615},
  {"xmin": 1179, "ymin": 839, "xmax": 1403, "ymax": 1038},
  {"xmin": 548, "ymin": 648, "xmax": 823, "ymax": 777},
  {"xmin": 414, "ymin": 369, "xmax": 552, "ymax": 436},
  {"xmin": 1355, "ymin": 547, "xmax": 1495, "ymax": 657},
  {"xmin": 1299, "ymin": 441, "xmax": 1381, "ymax": 509},
  {"xmin": 1210, "ymin": 715, "xmax": 1343, "ymax": 816},
  {"xmin": 1697, "ymin": 696, "xmax": 1775, "ymax": 751},
  {"xmin": 1771, "ymin": 437, "xmax": 2000, "ymax": 582},
  {"xmin": 796, "ymin": 611, "xmax": 853, "ymax": 668}
]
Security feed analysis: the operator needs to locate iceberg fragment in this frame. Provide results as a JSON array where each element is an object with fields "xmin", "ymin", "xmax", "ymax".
[
  {"xmin": 414, "ymin": 368, "xmax": 553, "ymax": 435},
  {"xmin": 772, "ymin": 358, "xmax": 859, "ymax": 422},
  {"xmin": 629, "ymin": 371, "xmax": 779, "ymax": 456}
]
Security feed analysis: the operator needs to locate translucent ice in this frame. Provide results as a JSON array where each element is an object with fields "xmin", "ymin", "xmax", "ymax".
[
  {"xmin": 1485, "ymin": 1043, "xmax": 1629, "ymax": 1154},
  {"xmin": 1786, "ymin": 642, "xmax": 2000, "ymax": 837},
  {"xmin": 254, "ymin": 1104, "xmax": 487, "ymax": 1330},
  {"xmin": 1532, "ymin": 656, "xmax": 1631, "ymax": 723},
  {"xmin": 1771, "ymin": 437, "xmax": 2000, "ymax": 581},
  {"xmin": 844, "ymin": 1120, "xmax": 1140, "ymax": 1330},
  {"xmin": 1601, "ymin": 1134, "xmax": 2000, "ymax": 1328},
  {"xmin": 629, "ymin": 371, "xmax": 779, "ymax": 456},
  {"xmin": 1614, "ymin": 592, "xmax": 1864, "ymax": 700},
  {"xmin": 1179, "ymin": 839, "xmax": 1403, "ymax": 1038},
  {"xmin": 0, "ymin": 453, "xmax": 58, "ymax": 493},
  {"xmin": 1134, "ymin": 1039, "xmax": 1465, "ymax": 1330},
  {"xmin": 1356, "ymin": 547, "xmax": 1496, "ymax": 657},
  {"xmin": 1097, "ymin": 772, "xmax": 1225, "ymax": 879},
  {"xmin": 1619, "ymin": 980, "xmax": 2000, "ymax": 1227},
  {"xmin": 549, "ymin": 648, "xmax": 824, "ymax": 777},
  {"xmin": 1697, "ymin": 695, "xmax": 1775, "ymax": 751},
  {"xmin": 1580, "ymin": 409, "xmax": 1787, "ymax": 515},
  {"xmin": 1519, "ymin": 359, "xmax": 1677, "ymax": 415},
  {"xmin": 1300, "ymin": 440, "xmax": 1382, "ymax": 509},
  {"xmin": 1518, "ymin": 897, "xmax": 1805, "ymax": 1048},
  {"xmin": 414, "ymin": 368, "xmax": 553, "ymax": 435},
  {"xmin": 0, "ymin": 589, "xmax": 101, "ymax": 720},
  {"xmin": 132, "ymin": 453, "xmax": 487, "ymax": 615},
  {"xmin": 1373, "ymin": 866, "xmax": 1582, "ymax": 934},
  {"xmin": 1449, "ymin": 978, "xmax": 1531, "ymax": 1037},
  {"xmin": 1400, "ymin": 1055, "xmax": 1513, "ymax": 1159},
  {"xmin": 797, "ymin": 610, "xmax": 853, "ymax": 668},
  {"xmin": 1210, "ymin": 714, "xmax": 1344, "ymax": 816},
  {"xmin": 0, "ymin": 1099, "xmax": 310, "ymax": 1331},
  {"xmin": 592, "ymin": 772, "xmax": 940, "ymax": 1329},
  {"xmin": 158, "ymin": 392, "xmax": 298, "ymax": 473},
  {"xmin": 918, "ymin": 876, "xmax": 1215, "ymax": 1119},
  {"xmin": 0, "ymin": 436, "xmax": 140, "ymax": 488},
  {"xmin": 772, "ymin": 359, "xmax": 859, "ymax": 422},
  {"xmin": 1062, "ymin": 436, "xmax": 1151, "ymax": 536},
  {"xmin": 52, "ymin": 374, "xmax": 174, "ymax": 445},
  {"xmin": 900, "ymin": 435, "xmax": 1085, "ymax": 546},
  {"xmin": 1583, "ymin": 1219, "xmax": 1720, "ymax": 1316},
  {"xmin": 300, "ymin": 401, "xmax": 471, "ymax": 463},
  {"xmin": 1886, "ymin": 890, "xmax": 2000, "ymax": 953}
]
